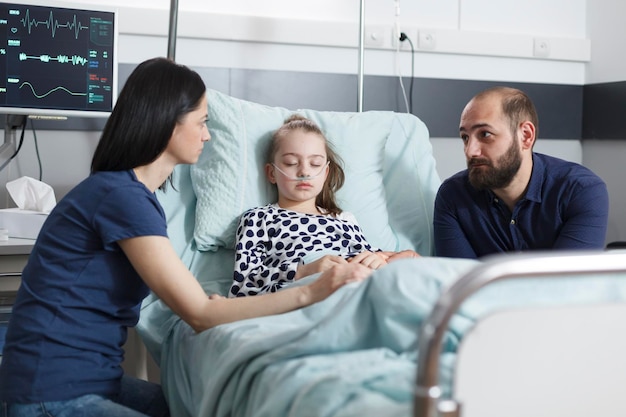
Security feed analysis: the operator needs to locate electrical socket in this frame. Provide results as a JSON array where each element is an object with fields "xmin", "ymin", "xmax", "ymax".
[
  {"xmin": 418, "ymin": 30, "xmax": 437, "ymax": 50},
  {"xmin": 364, "ymin": 25, "xmax": 387, "ymax": 48},
  {"xmin": 391, "ymin": 27, "xmax": 417, "ymax": 50},
  {"xmin": 533, "ymin": 38, "xmax": 550, "ymax": 58}
]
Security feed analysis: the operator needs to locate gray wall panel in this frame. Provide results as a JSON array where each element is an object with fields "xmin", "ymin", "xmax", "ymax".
[
  {"xmin": 229, "ymin": 69, "xmax": 357, "ymax": 112},
  {"xmin": 583, "ymin": 81, "xmax": 626, "ymax": 140},
  {"xmin": 4, "ymin": 63, "xmax": 585, "ymax": 140}
]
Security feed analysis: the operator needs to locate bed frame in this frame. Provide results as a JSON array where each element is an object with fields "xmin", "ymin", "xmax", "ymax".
[{"xmin": 414, "ymin": 250, "xmax": 626, "ymax": 417}]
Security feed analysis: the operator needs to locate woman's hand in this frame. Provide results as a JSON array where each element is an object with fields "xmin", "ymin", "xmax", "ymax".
[
  {"xmin": 295, "ymin": 254, "xmax": 348, "ymax": 280},
  {"xmin": 304, "ymin": 262, "xmax": 372, "ymax": 303},
  {"xmin": 347, "ymin": 251, "xmax": 388, "ymax": 270}
]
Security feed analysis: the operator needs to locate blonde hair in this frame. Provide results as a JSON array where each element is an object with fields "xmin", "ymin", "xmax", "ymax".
[{"xmin": 268, "ymin": 114, "xmax": 345, "ymax": 215}]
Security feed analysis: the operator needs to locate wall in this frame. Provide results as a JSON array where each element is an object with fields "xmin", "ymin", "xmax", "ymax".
[
  {"xmin": 582, "ymin": 0, "xmax": 626, "ymax": 244},
  {"xmin": 5, "ymin": 0, "xmax": 621, "ymax": 243},
  {"xmin": 585, "ymin": 0, "xmax": 626, "ymax": 84},
  {"xmin": 91, "ymin": 0, "xmax": 589, "ymax": 82}
]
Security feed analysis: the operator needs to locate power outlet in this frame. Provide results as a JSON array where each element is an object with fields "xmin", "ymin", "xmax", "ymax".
[
  {"xmin": 533, "ymin": 38, "xmax": 550, "ymax": 58},
  {"xmin": 418, "ymin": 30, "xmax": 437, "ymax": 50},
  {"xmin": 391, "ymin": 27, "xmax": 417, "ymax": 50},
  {"xmin": 364, "ymin": 25, "xmax": 386, "ymax": 48}
]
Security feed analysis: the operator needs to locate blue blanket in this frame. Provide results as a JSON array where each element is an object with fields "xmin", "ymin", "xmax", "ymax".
[
  {"xmin": 150, "ymin": 255, "xmax": 626, "ymax": 417},
  {"xmin": 157, "ymin": 257, "xmax": 473, "ymax": 417}
]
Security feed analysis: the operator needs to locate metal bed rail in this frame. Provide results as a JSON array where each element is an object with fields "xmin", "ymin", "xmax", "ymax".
[{"xmin": 413, "ymin": 250, "xmax": 626, "ymax": 417}]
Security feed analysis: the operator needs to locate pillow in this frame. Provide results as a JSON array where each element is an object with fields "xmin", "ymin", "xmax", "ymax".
[{"xmin": 190, "ymin": 88, "xmax": 440, "ymax": 255}]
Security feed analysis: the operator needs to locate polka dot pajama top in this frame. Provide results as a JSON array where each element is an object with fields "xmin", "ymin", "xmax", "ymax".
[{"xmin": 229, "ymin": 203, "xmax": 378, "ymax": 297}]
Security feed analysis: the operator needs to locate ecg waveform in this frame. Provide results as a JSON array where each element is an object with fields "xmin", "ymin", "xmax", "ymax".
[
  {"xmin": 20, "ymin": 8, "xmax": 90, "ymax": 39},
  {"xmin": 18, "ymin": 81, "xmax": 86, "ymax": 99},
  {"xmin": 18, "ymin": 52, "xmax": 88, "ymax": 66}
]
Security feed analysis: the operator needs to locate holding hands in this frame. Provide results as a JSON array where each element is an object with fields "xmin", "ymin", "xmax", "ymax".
[
  {"xmin": 348, "ymin": 250, "xmax": 420, "ymax": 269},
  {"xmin": 380, "ymin": 250, "xmax": 421, "ymax": 263},
  {"xmin": 347, "ymin": 251, "xmax": 389, "ymax": 270},
  {"xmin": 296, "ymin": 249, "xmax": 421, "ymax": 282}
]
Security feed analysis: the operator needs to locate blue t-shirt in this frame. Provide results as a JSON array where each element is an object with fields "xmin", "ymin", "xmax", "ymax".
[
  {"xmin": 0, "ymin": 170, "xmax": 168, "ymax": 403},
  {"xmin": 433, "ymin": 153, "xmax": 609, "ymax": 259}
]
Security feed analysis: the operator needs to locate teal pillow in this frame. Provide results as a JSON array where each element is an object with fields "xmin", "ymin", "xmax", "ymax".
[{"xmin": 190, "ymin": 88, "xmax": 440, "ymax": 255}]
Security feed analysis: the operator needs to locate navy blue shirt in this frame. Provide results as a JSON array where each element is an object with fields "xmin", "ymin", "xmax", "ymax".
[
  {"xmin": 434, "ymin": 153, "xmax": 609, "ymax": 259},
  {"xmin": 0, "ymin": 170, "xmax": 168, "ymax": 403}
]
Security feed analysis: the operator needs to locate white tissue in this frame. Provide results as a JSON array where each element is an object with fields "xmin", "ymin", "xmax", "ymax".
[{"xmin": 6, "ymin": 176, "xmax": 57, "ymax": 214}]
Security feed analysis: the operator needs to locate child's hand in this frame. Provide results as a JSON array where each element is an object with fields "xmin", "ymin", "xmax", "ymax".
[
  {"xmin": 348, "ymin": 251, "xmax": 388, "ymax": 270},
  {"xmin": 295, "ymin": 255, "xmax": 348, "ymax": 280},
  {"xmin": 381, "ymin": 250, "xmax": 420, "ymax": 263}
]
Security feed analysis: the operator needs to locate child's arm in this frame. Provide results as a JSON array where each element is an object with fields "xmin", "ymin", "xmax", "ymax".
[{"xmin": 230, "ymin": 209, "xmax": 300, "ymax": 297}]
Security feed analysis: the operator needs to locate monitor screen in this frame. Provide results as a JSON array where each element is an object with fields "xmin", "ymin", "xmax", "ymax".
[{"xmin": 0, "ymin": 1, "xmax": 118, "ymax": 119}]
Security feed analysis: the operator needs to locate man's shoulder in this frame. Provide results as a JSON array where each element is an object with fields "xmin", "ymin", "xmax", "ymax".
[
  {"xmin": 438, "ymin": 170, "xmax": 470, "ymax": 194},
  {"xmin": 535, "ymin": 153, "xmax": 604, "ymax": 185},
  {"xmin": 441, "ymin": 169, "xmax": 469, "ymax": 185}
]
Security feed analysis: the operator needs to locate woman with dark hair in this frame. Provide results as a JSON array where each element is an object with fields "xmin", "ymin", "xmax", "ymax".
[{"xmin": 0, "ymin": 58, "xmax": 371, "ymax": 417}]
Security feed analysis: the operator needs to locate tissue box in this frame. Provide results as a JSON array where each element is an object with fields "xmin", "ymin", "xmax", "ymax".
[{"xmin": 0, "ymin": 208, "xmax": 48, "ymax": 239}]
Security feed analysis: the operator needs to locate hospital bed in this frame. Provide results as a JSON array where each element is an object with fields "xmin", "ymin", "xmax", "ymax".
[{"xmin": 135, "ymin": 87, "xmax": 626, "ymax": 417}]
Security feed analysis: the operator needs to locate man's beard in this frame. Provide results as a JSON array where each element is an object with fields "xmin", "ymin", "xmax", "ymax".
[{"xmin": 467, "ymin": 139, "xmax": 522, "ymax": 190}]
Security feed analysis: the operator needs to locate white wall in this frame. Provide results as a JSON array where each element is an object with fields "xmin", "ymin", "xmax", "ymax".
[
  {"xmin": 585, "ymin": 0, "xmax": 626, "ymax": 84},
  {"xmin": 583, "ymin": 0, "xmax": 626, "ymax": 244},
  {"xmin": 82, "ymin": 0, "xmax": 589, "ymax": 84},
  {"xmin": 1, "ymin": 130, "xmax": 99, "ymax": 207}
]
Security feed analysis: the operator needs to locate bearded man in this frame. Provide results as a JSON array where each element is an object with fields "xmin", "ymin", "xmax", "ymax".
[{"xmin": 433, "ymin": 86, "xmax": 608, "ymax": 259}]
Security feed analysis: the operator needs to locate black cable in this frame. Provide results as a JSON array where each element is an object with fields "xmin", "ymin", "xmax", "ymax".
[
  {"xmin": 399, "ymin": 32, "xmax": 416, "ymax": 114},
  {"xmin": 30, "ymin": 119, "xmax": 43, "ymax": 181},
  {"xmin": 9, "ymin": 116, "xmax": 27, "ymax": 160}
]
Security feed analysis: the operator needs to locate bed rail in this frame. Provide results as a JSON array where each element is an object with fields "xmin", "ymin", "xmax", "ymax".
[{"xmin": 413, "ymin": 250, "xmax": 626, "ymax": 417}]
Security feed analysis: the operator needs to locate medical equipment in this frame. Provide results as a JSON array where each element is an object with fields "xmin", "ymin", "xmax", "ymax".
[
  {"xmin": 0, "ymin": 0, "xmax": 119, "ymax": 172},
  {"xmin": 272, "ymin": 161, "xmax": 330, "ymax": 181},
  {"xmin": 0, "ymin": 1, "xmax": 118, "ymax": 119}
]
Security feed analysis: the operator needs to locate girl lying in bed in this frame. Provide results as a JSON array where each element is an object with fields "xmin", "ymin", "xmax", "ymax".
[{"xmin": 229, "ymin": 115, "xmax": 419, "ymax": 297}]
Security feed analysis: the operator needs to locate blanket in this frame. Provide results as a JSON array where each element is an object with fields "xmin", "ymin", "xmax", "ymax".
[
  {"xmin": 158, "ymin": 257, "xmax": 473, "ymax": 417},
  {"xmin": 155, "ymin": 255, "xmax": 626, "ymax": 417}
]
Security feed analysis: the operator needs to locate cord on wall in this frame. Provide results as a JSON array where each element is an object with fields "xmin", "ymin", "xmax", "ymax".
[
  {"xmin": 393, "ymin": 0, "xmax": 410, "ymax": 114},
  {"xmin": 399, "ymin": 32, "xmax": 415, "ymax": 114},
  {"xmin": 30, "ymin": 120, "xmax": 43, "ymax": 181}
]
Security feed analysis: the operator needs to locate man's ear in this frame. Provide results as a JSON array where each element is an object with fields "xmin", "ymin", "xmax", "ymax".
[
  {"xmin": 265, "ymin": 163, "xmax": 277, "ymax": 184},
  {"xmin": 519, "ymin": 121, "xmax": 536, "ymax": 150}
]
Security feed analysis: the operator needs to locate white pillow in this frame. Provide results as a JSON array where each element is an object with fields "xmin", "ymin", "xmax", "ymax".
[{"xmin": 190, "ymin": 88, "xmax": 440, "ymax": 255}]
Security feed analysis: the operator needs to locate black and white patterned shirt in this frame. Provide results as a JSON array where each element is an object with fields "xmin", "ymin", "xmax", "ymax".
[{"xmin": 229, "ymin": 203, "xmax": 378, "ymax": 297}]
